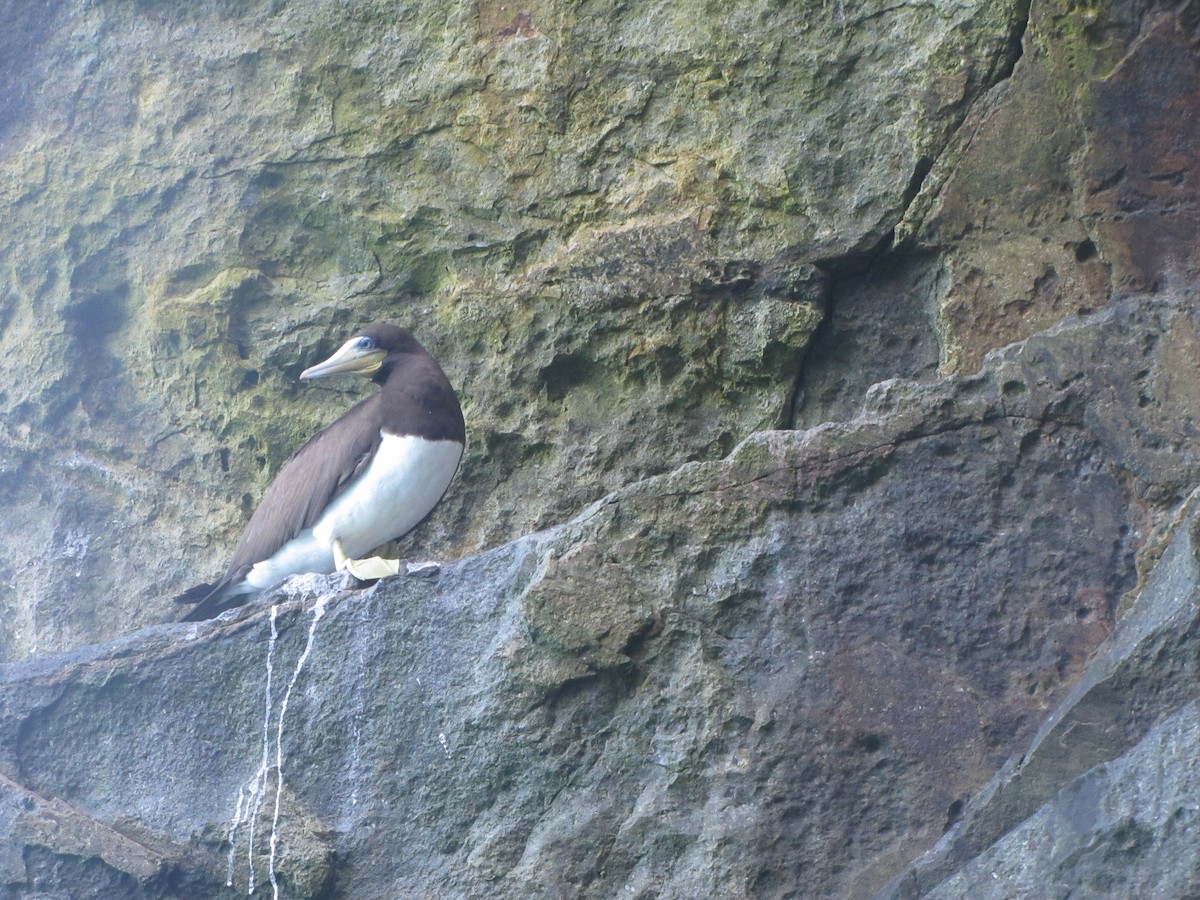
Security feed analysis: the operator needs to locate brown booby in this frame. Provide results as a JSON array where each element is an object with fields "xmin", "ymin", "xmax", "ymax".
[{"xmin": 175, "ymin": 323, "xmax": 465, "ymax": 622}]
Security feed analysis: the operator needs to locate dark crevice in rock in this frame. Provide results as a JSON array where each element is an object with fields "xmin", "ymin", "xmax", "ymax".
[
  {"xmin": 892, "ymin": 0, "xmax": 1031, "ymax": 239},
  {"xmin": 788, "ymin": 0, "xmax": 1033, "ymax": 431},
  {"xmin": 791, "ymin": 249, "xmax": 943, "ymax": 429},
  {"xmin": 783, "ymin": 227, "xmax": 904, "ymax": 430},
  {"xmin": 1074, "ymin": 238, "xmax": 1099, "ymax": 263},
  {"xmin": 620, "ymin": 613, "xmax": 663, "ymax": 663},
  {"xmin": 898, "ymin": 158, "xmax": 935, "ymax": 221},
  {"xmin": 995, "ymin": 0, "xmax": 1032, "ymax": 83}
]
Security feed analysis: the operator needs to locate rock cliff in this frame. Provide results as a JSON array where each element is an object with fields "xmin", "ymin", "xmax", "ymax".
[{"xmin": 0, "ymin": 0, "xmax": 1196, "ymax": 896}]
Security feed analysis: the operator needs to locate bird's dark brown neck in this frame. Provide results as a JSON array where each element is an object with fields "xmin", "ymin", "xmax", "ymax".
[
  {"xmin": 371, "ymin": 357, "xmax": 398, "ymax": 386},
  {"xmin": 372, "ymin": 349, "xmax": 420, "ymax": 384},
  {"xmin": 374, "ymin": 351, "xmax": 465, "ymax": 443}
]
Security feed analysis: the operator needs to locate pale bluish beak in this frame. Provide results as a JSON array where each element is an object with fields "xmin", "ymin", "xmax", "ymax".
[{"xmin": 300, "ymin": 339, "xmax": 385, "ymax": 380}]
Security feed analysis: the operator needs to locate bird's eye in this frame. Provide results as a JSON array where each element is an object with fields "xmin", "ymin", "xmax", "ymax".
[{"xmin": 356, "ymin": 337, "xmax": 375, "ymax": 351}]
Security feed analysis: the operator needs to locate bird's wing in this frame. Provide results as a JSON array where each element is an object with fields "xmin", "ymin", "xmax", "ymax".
[{"xmin": 221, "ymin": 394, "xmax": 382, "ymax": 584}]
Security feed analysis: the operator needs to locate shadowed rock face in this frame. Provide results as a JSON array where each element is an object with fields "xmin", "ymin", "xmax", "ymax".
[{"xmin": 0, "ymin": 0, "xmax": 1198, "ymax": 897}]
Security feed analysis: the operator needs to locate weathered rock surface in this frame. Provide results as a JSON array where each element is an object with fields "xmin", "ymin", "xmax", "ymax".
[
  {"xmin": 885, "ymin": 482, "xmax": 1200, "ymax": 899},
  {"xmin": 0, "ymin": 0, "xmax": 1026, "ymax": 659},
  {"xmin": 0, "ymin": 0, "xmax": 1197, "ymax": 896},
  {"xmin": 2, "ymin": 291, "xmax": 1199, "ymax": 897},
  {"xmin": 920, "ymin": 701, "xmax": 1200, "ymax": 900}
]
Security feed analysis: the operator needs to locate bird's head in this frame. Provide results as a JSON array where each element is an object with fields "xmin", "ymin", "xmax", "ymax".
[{"xmin": 299, "ymin": 323, "xmax": 423, "ymax": 383}]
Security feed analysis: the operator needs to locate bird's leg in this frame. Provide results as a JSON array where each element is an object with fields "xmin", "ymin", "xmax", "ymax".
[{"xmin": 332, "ymin": 538, "xmax": 351, "ymax": 572}]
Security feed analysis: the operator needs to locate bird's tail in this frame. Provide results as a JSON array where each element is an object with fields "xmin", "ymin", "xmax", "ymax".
[{"xmin": 174, "ymin": 582, "xmax": 247, "ymax": 622}]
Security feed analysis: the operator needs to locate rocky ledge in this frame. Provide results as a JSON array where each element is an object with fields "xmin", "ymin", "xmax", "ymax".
[{"xmin": 2, "ymin": 293, "xmax": 1197, "ymax": 898}]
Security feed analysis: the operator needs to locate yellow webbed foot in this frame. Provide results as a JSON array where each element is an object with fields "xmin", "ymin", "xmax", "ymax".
[
  {"xmin": 343, "ymin": 555, "xmax": 401, "ymax": 580},
  {"xmin": 335, "ymin": 539, "xmax": 401, "ymax": 581}
]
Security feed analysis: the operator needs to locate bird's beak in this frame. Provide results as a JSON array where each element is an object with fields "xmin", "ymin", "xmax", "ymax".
[{"xmin": 299, "ymin": 338, "xmax": 386, "ymax": 380}]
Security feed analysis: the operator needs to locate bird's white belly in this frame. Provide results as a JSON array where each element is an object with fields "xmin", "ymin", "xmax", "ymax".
[{"xmin": 243, "ymin": 434, "xmax": 462, "ymax": 591}]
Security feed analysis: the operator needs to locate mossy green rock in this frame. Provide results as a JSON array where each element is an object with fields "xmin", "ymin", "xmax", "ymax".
[{"xmin": 0, "ymin": 0, "xmax": 1025, "ymax": 657}]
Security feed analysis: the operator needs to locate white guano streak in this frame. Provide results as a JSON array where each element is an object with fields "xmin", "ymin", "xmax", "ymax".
[
  {"xmin": 226, "ymin": 604, "xmax": 278, "ymax": 893},
  {"xmin": 268, "ymin": 594, "xmax": 330, "ymax": 899},
  {"xmin": 224, "ymin": 596, "xmax": 330, "ymax": 897}
]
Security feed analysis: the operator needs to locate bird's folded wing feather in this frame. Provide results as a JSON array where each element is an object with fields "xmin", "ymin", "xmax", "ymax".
[{"xmin": 222, "ymin": 395, "xmax": 382, "ymax": 583}]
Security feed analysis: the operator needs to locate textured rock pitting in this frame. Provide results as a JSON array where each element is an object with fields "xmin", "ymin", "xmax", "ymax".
[{"xmin": 3, "ymin": 294, "xmax": 1197, "ymax": 897}]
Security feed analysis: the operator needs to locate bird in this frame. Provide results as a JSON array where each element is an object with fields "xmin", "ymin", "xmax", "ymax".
[{"xmin": 175, "ymin": 323, "xmax": 465, "ymax": 622}]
